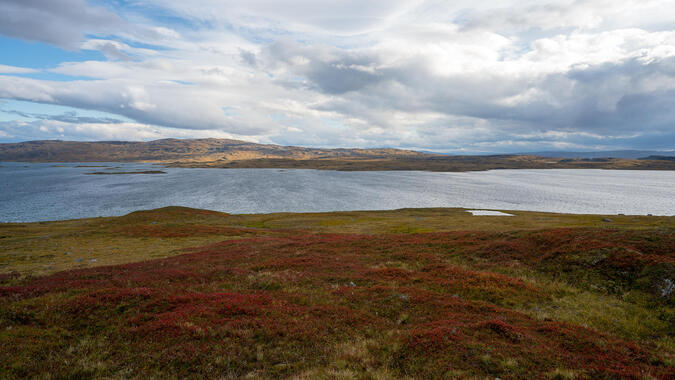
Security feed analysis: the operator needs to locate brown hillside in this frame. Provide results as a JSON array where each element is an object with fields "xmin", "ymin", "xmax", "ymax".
[{"xmin": 1, "ymin": 138, "xmax": 674, "ymax": 171}]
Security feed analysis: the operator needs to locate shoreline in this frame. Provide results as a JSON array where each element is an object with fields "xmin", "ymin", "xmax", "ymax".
[
  {"xmin": 2, "ymin": 205, "xmax": 673, "ymax": 227},
  {"xmin": 2, "ymin": 156, "xmax": 675, "ymax": 171},
  {"xmin": 2, "ymin": 158, "xmax": 675, "ymax": 173},
  {"xmin": 2, "ymin": 206, "xmax": 674, "ymax": 225}
]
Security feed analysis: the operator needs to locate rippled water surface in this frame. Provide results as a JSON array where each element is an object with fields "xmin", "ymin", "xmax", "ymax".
[{"xmin": 1, "ymin": 162, "xmax": 673, "ymax": 222}]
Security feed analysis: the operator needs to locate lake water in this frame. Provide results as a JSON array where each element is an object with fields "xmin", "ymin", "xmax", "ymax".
[{"xmin": 1, "ymin": 162, "xmax": 673, "ymax": 222}]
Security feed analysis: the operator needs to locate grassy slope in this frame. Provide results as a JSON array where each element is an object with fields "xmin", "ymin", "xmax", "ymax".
[{"xmin": 1, "ymin": 207, "xmax": 673, "ymax": 379}]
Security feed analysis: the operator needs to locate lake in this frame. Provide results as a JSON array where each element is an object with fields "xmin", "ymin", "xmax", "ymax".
[{"xmin": 1, "ymin": 162, "xmax": 673, "ymax": 222}]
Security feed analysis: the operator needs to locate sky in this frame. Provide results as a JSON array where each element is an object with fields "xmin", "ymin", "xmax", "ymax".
[{"xmin": 0, "ymin": 0, "xmax": 674, "ymax": 153}]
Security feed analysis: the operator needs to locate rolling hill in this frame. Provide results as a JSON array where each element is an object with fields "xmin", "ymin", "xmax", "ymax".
[{"xmin": 1, "ymin": 138, "xmax": 675, "ymax": 171}]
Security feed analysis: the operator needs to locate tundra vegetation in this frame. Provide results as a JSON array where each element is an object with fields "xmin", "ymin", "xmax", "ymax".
[{"xmin": 0, "ymin": 207, "xmax": 673, "ymax": 379}]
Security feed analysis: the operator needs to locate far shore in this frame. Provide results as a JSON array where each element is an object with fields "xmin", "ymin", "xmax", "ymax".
[{"xmin": 2, "ymin": 156, "xmax": 675, "ymax": 172}]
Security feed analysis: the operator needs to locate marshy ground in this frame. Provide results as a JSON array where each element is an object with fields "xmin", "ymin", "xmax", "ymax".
[{"xmin": 1, "ymin": 207, "xmax": 673, "ymax": 378}]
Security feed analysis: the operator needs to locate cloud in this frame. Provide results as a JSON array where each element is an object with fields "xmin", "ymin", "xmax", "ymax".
[
  {"xmin": 140, "ymin": 0, "xmax": 416, "ymax": 34},
  {"xmin": 0, "ymin": 119, "xmax": 244, "ymax": 143},
  {"xmin": 238, "ymin": 48, "xmax": 257, "ymax": 67},
  {"xmin": 0, "ymin": 75, "xmax": 278, "ymax": 135},
  {"xmin": 0, "ymin": 64, "xmax": 38, "ymax": 74},
  {"xmin": 263, "ymin": 40, "xmax": 385, "ymax": 94},
  {"xmin": 261, "ymin": 35, "xmax": 675, "ymax": 137},
  {"xmin": 0, "ymin": 108, "xmax": 125, "ymax": 124},
  {"xmin": 80, "ymin": 39, "xmax": 161, "ymax": 61},
  {"xmin": 0, "ymin": 0, "xmax": 674, "ymax": 152},
  {"xmin": 0, "ymin": 0, "xmax": 124, "ymax": 49}
]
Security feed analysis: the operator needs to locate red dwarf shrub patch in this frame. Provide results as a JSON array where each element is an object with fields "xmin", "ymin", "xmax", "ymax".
[{"xmin": 1, "ymin": 228, "xmax": 673, "ymax": 378}]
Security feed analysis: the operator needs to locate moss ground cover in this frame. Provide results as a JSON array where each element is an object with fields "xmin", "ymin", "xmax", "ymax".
[{"xmin": 0, "ymin": 207, "xmax": 673, "ymax": 378}]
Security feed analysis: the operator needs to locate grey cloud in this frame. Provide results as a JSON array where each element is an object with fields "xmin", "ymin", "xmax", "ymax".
[
  {"xmin": 97, "ymin": 42, "xmax": 133, "ymax": 61},
  {"xmin": 239, "ymin": 49, "xmax": 257, "ymax": 67},
  {"xmin": 265, "ymin": 41, "xmax": 385, "ymax": 94},
  {"xmin": 272, "ymin": 41, "xmax": 675, "ymax": 150},
  {"xmin": 526, "ymin": 58, "xmax": 675, "ymax": 132},
  {"xmin": 0, "ymin": 76, "xmax": 274, "ymax": 135},
  {"xmin": 306, "ymin": 60, "xmax": 383, "ymax": 94},
  {"xmin": 460, "ymin": 2, "xmax": 582, "ymax": 32},
  {"xmin": 303, "ymin": 46, "xmax": 674, "ymax": 134},
  {"xmin": 0, "ymin": 0, "xmax": 123, "ymax": 48}
]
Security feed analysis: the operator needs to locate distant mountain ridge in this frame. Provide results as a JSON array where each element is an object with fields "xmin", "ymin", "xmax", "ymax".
[
  {"xmin": 640, "ymin": 155, "xmax": 675, "ymax": 162},
  {"xmin": 1, "ymin": 139, "xmax": 674, "ymax": 171},
  {"xmin": 0, "ymin": 138, "xmax": 426, "ymax": 163},
  {"xmin": 524, "ymin": 150, "xmax": 675, "ymax": 159}
]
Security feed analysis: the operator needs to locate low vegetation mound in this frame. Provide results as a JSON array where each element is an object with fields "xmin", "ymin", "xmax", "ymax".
[{"xmin": 1, "ymin": 227, "xmax": 673, "ymax": 379}]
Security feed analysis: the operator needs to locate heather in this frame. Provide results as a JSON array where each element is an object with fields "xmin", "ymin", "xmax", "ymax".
[{"xmin": 0, "ymin": 207, "xmax": 673, "ymax": 378}]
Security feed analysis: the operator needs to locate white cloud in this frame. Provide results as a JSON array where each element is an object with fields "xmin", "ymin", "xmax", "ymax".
[
  {"xmin": 0, "ymin": 64, "xmax": 37, "ymax": 74},
  {"xmin": 0, "ymin": 119, "xmax": 247, "ymax": 142},
  {"xmin": 80, "ymin": 39, "xmax": 160, "ymax": 61}
]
